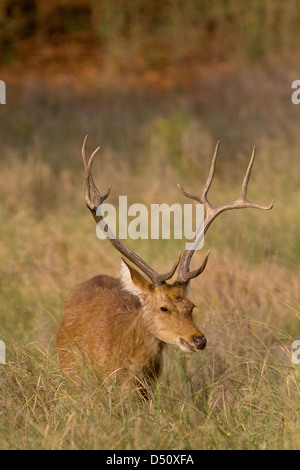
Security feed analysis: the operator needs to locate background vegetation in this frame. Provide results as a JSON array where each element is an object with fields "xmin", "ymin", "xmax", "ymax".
[{"xmin": 0, "ymin": 0, "xmax": 299, "ymax": 450}]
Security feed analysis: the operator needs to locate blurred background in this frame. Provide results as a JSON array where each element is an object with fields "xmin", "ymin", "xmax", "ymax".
[{"xmin": 0, "ymin": 0, "xmax": 299, "ymax": 450}]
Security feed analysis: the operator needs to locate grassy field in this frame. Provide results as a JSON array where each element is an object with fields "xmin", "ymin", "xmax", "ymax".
[{"xmin": 0, "ymin": 62, "xmax": 299, "ymax": 449}]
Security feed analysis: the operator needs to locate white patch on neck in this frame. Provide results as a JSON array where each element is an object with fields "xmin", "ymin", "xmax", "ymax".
[{"xmin": 120, "ymin": 260, "xmax": 142, "ymax": 298}]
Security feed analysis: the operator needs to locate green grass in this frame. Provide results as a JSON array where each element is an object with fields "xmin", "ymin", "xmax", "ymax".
[{"xmin": 0, "ymin": 65, "xmax": 299, "ymax": 449}]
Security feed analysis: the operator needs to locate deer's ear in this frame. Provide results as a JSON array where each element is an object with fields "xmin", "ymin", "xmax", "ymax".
[{"xmin": 120, "ymin": 259, "xmax": 152, "ymax": 299}]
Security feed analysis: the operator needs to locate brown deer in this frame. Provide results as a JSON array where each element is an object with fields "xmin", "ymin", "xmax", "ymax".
[{"xmin": 56, "ymin": 137, "xmax": 273, "ymax": 391}]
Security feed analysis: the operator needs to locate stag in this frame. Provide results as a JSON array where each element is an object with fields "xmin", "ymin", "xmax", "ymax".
[{"xmin": 56, "ymin": 138, "xmax": 273, "ymax": 391}]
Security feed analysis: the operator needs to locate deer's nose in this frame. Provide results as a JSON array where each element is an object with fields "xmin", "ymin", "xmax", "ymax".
[{"xmin": 193, "ymin": 335, "xmax": 207, "ymax": 350}]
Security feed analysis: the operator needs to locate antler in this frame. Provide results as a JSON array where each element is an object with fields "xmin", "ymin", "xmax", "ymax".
[
  {"xmin": 176, "ymin": 142, "xmax": 274, "ymax": 284},
  {"xmin": 82, "ymin": 136, "xmax": 180, "ymax": 287}
]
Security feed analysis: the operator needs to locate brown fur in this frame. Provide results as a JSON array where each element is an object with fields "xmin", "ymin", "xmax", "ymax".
[{"xmin": 56, "ymin": 262, "xmax": 206, "ymax": 389}]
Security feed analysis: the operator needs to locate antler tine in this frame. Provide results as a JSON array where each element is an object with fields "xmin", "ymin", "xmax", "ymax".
[
  {"xmin": 156, "ymin": 252, "xmax": 181, "ymax": 283},
  {"xmin": 177, "ymin": 250, "xmax": 210, "ymax": 285},
  {"xmin": 82, "ymin": 136, "xmax": 181, "ymax": 286},
  {"xmin": 177, "ymin": 141, "xmax": 220, "ymax": 206},
  {"xmin": 176, "ymin": 143, "xmax": 273, "ymax": 284},
  {"xmin": 240, "ymin": 146, "xmax": 274, "ymax": 210},
  {"xmin": 202, "ymin": 140, "xmax": 220, "ymax": 200},
  {"xmin": 241, "ymin": 145, "xmax": 255, "ymax": 200},
  {"xmin": 82, "ymin": 135, "xmax": 111, "ymax": 215}
]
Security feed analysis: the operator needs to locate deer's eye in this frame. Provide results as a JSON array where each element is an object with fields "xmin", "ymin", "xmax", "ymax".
[{"xmin": 160, "ymin": 306, "xmax": 169, "ymax": 313}]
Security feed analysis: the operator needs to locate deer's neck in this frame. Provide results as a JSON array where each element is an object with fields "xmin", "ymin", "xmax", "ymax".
[{"xmin": 111, "ymin": 298, "xmax": 165, "ymax": 375}]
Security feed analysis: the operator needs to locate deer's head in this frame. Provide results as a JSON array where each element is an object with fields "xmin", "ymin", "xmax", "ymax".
[{"xmin": 120, "ymin": 259, "xmax": 207, "ymax": 352}]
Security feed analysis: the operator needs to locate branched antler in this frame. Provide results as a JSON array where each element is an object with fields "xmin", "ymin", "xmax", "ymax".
[
  {"xmin": 176, "ymin": 142, "xmax": 274, "ymax": 284},
  {"xmin": 82, "ymin": 136, "xmax": 180, "ymax": 286}
]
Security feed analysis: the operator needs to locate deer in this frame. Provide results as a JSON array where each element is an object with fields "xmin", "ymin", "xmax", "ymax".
[{"xmin": 56, "ymin": 137, "xmax": 273, "ymax": 393}]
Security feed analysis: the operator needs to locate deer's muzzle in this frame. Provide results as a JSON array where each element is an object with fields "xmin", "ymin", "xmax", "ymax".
[
  {"xmin": 179, "ymin": 335, "xmax": 207, "ymax": 353},
  {"xmin": 193, "ymin": 335, "xmax": 207, "ymax": 350}
]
